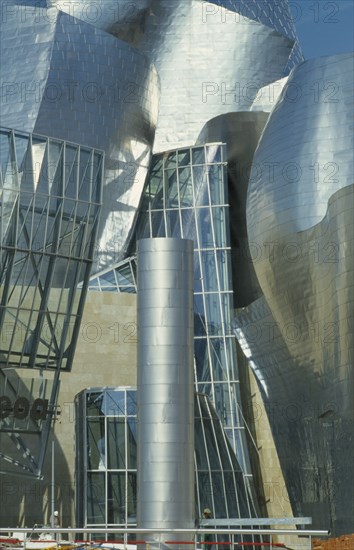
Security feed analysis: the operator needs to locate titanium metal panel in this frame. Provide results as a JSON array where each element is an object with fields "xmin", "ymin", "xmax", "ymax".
[
  {"xmin": 138, "ymin": 0, "xmax": 296, "ymax": 152},
  {"xmin": 137, "ymin": 238, "xmax": 194, "ymax": 546},
  {"xmin": 203, "ymin": 0, "xmax": 303, "ymax": 71},
  {"xmin": 196, "ymin": 112, "xmax": 269, "ymax": 307},
  {"xmin": 240, "ymin": 53, "xmax": 354, "ymax": 535},
  {"xmin": 49, "ymin": 0, "xmax": 151, "ymax": 45},
  {"xmin": 11, "ymin": 0, "xmax": 303, "ymax": 69},
  {"xmin": 0, "ymin": 6, "xmax": 159, "ymax": 271},
  {"xmin": 247, "ymin": 53, "xmax": 354, "ymax": 239},
  {"xmin": 236, "ymin": 187, "xmax": 354, "ymax": 534},
  {"xmin": 250, "ymin": 77, "xmax": 289, "ymax": 113}
]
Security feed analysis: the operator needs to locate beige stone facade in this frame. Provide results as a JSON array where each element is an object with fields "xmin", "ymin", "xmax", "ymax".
[
  {"xmin": 0, "ymin": 292, "xmax": 137, "ymax": 529},
  {"xmin": 0, "ymin": 291, "xmax": 294, "ymax": 536}
]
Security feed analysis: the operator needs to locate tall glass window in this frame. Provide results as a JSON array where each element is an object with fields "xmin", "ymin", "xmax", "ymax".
[
  {"xmin": 76, "ymin": 388, "xmax": 137, "ymax": 534},
  {"xmin": 76, "ymin": 389, "xmax": 256, "ymax": 536},
  {"xmin": 82, "ymin": 143, "xmax": 256, "ymax": 514}
]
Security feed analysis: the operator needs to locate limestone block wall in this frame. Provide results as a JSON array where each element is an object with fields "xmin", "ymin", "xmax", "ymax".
[{"xmin": 0, "ymin": 292, "xmax": 137, "ymax": 528}]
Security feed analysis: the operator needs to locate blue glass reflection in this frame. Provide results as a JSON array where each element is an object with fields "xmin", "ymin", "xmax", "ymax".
[
  {"xmin": 201, "ymin": 250, "xmax": 218, "ymax": 291},
  {"xmin": 102, "ymin": 390, "xmax": 125, "ymax": 416},
  {"xmin": 127, "ymin": 391, "xmax": 137, "ymax": 415},
  {"xmin": 196, "ymin": 207, "xmax": 213, "ymax": 247}
]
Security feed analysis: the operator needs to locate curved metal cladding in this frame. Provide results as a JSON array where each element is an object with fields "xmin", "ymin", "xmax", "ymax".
[
  {"xmin": 12, "ymin": 0, "xmax": 303, "ymax": 67},
  {"xmin": 137, "ymin": 0, "xmax": 296, "ymax": 152},
  {"xmin": 242, "ymin": 54, "xmax": 354, "ymax": 534},
  {"xmin": 137, "ymin": 238, "xmax": 195, "ymax": 545},
  {"xmin": 203, "ymin": 0, "xmax": 304, "ymax": 72},
  {"xmin": 250, "ymin": 77, "xmax": 289, "ymax": 113},
  {"xmin": 0, "ymin": 5, "xmax": 159, "ymax": 271},
  {"xmin": 248, "ymin": 53, "xmax": 353, "ymax": 239},
  {"xmin": 196, "ymin": 112, "xmax": 269, "ymax": 308},
  {"xmin": 48, "ymin": 0, "xmax": 151, "ymax": 45}
]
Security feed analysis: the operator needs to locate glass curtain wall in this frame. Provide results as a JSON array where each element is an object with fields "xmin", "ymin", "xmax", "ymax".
[
  {"xmin": 0, "ymin": 127, "xmax": 103, "ymax": 372},
  {"xmin": 76, "ymin": 388, "xmax": 257, "ymax": 537},
  {"xmin": 81, "ymin": 257, "xmax": 137, "ymax": 293},
  {"xmin": 83, "ymin": 143, "xmax": 258, "ymax": 514},
  {"xmin": 0, "ymin": 126, "xmax": 103, "ymax": 478},
  {"xmin": 135, "ymin": 144, "xmax": 254, "ymax": 496},
  {"xmin": 76, "ymin": 388, "xmax": 137, "ymax": 534}
]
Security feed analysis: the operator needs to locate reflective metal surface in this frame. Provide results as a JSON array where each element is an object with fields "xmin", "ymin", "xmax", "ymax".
[
  {"xmin": 49, "ymin": 0, "xmax": 151, "ymax": 45},
  {"xmin": 250, "ymin": 77, "xmax": 289, "ymax": 113},
  {"xmin": 1, "ymin": 5, "xmax": 159, "ymax": 271},
  {"xmin": 4, "ymin": 0, "xmax": 351, "ymax": 535},
  {"xmin": 202, "ymin": 0, "xmax": 303, "ymax": 72},
  {"xmin": 137, "ymin": 238, "xmax": 195, "ymax": 545},
  {"xmin": 10, "ymin": 0, "xmax": 303, "ymax": 69},
  {"xmin": 239, "ymin": 53, "xmax": 354, "ymax": 535},
  {"xmin": 138, "ymin": 0, "xmax": 297, "ymax": 152},
  {"xmin": 94, "ymin": 143, "xmax": 262, "ymax": 515},
  {"xmin": 196, "ymin": 112, "xmax": 269, "ymax": 307},
  {"xmin": 248, "ymin": 53, "xmax": 353, "ymax": 238}
]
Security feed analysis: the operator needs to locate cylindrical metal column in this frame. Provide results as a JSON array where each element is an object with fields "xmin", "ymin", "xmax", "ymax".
[{"xmin": 137, "ymin": 238, "xmax": 195, "ymax": 548}]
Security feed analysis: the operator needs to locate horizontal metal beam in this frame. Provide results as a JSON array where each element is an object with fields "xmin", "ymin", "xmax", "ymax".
[
  {"xmin": 0, "ymin": 527, "xmax": 330, "ymax": 537},
  {"xmin": 200, "ymin": 518, "xmax": 312, "ymax": 526}
]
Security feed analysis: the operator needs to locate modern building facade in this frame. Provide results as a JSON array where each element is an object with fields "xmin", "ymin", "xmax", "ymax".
[
  {"xmin": 0, "ymin": 0, "xmax": 353, "ymax": 539},
  {"xmin": 1, "ymin": 3, "xmax": 159, "ymax": 271},
  {"xmin": 87, "ymin": 143, "xmax": 259, "ymax": 513},
  {"xmin": 75, "ymin": 388, "xmax": 258, "ymax": 540},
  {"xmin": 241, "ymin": 53, "xmax": 354, "ymax": 533},
  {"xmin": 0, "ymin": 126, "xmax": 103, "ymax": 477}
]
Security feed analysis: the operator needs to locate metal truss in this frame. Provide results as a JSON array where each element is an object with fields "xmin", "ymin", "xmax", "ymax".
[{"xmin": 0, "ymin": 127, "xmax": 103, "ymax": 477}]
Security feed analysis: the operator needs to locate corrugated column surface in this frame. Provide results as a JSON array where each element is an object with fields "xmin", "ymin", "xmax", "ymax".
[{"xmin": 137, "ymin": 238, "xmax": 195, "ymax": 547}]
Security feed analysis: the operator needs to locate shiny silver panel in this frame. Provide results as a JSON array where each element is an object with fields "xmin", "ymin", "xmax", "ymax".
[
  {"xmin": 137, "ymin": 238, "xmax": 195, "ymax": 545},
  {"xmin": 248, "ymin": 53, "xmax": 354, "ymax": 239},
  {"xmin": 138, "ymin": 0, "xmax": 295, "ymax": 152},
  {"xmin": 49, "ymin": 0, "xmax": 151, "ymax": 44},
  {"xmin": 196, "ymin": 112, "xmax": 269, "ymax": 307},
  {"xmin": 239, "ymin": 53, "xmax": 354, "ymax": 535},
  {"xmin": 13, "ymin": 0, "xmax": 303, "ymax": 68},
  {"xmin": 250, "ymin": 77, "xmax": 289, "ymax": 113},
  {"xmin": 0, "ymin": 6, "xmax": 159, "ymax": 271}
]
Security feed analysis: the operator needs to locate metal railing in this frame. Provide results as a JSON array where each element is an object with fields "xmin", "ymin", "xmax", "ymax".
[{"xmin": 0, "ymin": 527, "xmax": 330, "ymax": 550}]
